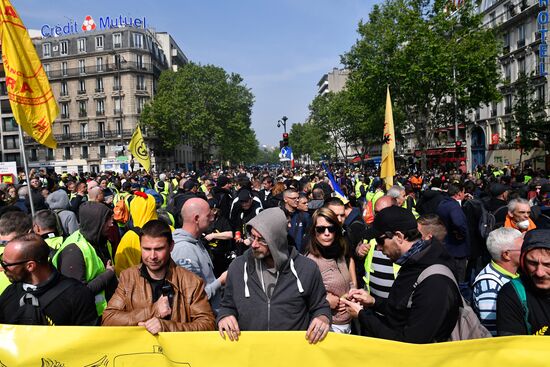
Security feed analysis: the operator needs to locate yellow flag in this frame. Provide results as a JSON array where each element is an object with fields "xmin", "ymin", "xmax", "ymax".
[
  {"xmin": 129, "ymin": 125, "xmax": 151, "ymax": 173},
  {"xmin": 380, "ymin": 86, "xmax": 395, "ymax": 190},
  {"xmin": 0, "ymin": 0, "xmax": 58, "ymax": 148}
]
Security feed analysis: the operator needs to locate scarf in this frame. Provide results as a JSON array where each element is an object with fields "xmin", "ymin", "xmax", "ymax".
[
  {"xmin": 318, "ymin": 241, "xmax": 342, "ymax": 260},
  {"xmin": 396, "ymin": 239, "xmax": 428, "ymax": 265}
]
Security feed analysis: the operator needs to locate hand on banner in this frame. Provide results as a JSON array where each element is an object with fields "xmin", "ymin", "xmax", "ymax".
[
  {"xmin": 218, "ymin": 315, "xmax": 241, "ymax": 341},
  {"xmin": 138, "ymin": 317, "xmax": 163, "ymax": 335},
  {"xmin": 305, "ymin": 315, "xmax": 329, "ymax": 344}
]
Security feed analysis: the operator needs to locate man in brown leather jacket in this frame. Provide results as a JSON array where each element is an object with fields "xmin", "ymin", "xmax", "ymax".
[{"xmin": 102, "ymin": 220, "xmax": 215, "ymax": 334}]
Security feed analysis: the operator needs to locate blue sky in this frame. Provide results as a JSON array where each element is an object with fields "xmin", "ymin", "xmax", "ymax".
[{"xmin": 15, "ymin": 0, "xmax": 375, "ymax": 146}]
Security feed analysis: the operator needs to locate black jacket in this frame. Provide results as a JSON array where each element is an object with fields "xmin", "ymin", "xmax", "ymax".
[
  {"xmin": 416, "ymin": 189, "xmax": 445, "ymax": 216},
  {"xmin": 358, "ymin": 239, "xmax": 460, "ymax": 343},
  {"xmin": 0, "ymin": 270, "xmax": 97, "ymax": 326},
  {"xmin": 497, "ymin": 273, "xmax": 550, "ymax": 336}
]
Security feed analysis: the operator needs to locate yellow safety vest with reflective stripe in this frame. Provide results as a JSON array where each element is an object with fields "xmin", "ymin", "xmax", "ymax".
[{"xmin": 52, "ymin": 230, "xmax": 112, "ymax": 316}]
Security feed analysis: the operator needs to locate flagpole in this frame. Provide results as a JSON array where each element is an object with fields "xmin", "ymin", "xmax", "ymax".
[{"xmin": 17, "ymin": 124, "xmax": 35, "ymax": 217}]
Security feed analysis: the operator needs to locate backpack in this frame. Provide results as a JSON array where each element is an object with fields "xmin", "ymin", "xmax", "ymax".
[
  {"xmin": 363, "ymin": 200, "xmax": 374, "ymax": 225},
  {"xmin": 113, "ymin": 196, "xmax": 130, "ymax": 224},
  {"xmin": 52, "ymin": 209, "xmax": 69, "ymax": 238},
  {"xmin": 408, "ymin": 264, "xmax": 492, "ymax": 341},
  {"xmin": 17, "ymin": 279, "xmax": 74, "ymax": 325},
  {"xmin": 477, "ymin": 201, "xmax": 496, "ymax": 239},
  {"xmin": 510, "ymin": 278, "xmax": 532, "ymax": 334}
]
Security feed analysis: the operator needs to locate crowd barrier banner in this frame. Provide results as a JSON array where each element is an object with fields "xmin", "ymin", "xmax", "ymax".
[{"xmin": 0, "ymin": 325, "xmax": 547, "ymax": 366}]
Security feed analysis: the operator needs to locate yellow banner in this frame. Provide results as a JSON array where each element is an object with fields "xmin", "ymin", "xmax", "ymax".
[
  {"xmin": 129, "ymin": 125, "xmax": 151, "ymax": 173},
  {"xmin": 0, "ymin": 0, "xmax": 58, "ymax": 148},
  {"xmin": 0, "ymin": 326, "xmax": 547, "ymax": 366},
  {"xmin": 380, "ymin": 86, "xmax": 395, "ymax": 190}
]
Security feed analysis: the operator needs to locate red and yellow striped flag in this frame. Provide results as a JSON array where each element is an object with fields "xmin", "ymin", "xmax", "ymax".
[{"xmin": 0, "ymin": 0, "xmax": 58, "ymax": 148}]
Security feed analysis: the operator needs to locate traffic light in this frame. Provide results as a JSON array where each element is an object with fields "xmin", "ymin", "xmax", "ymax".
[
  {"xmin": 283, "ymin": 133, "xmax": 289, "ymax": 146},
  {"xmin": 455, "ymin": 140, "xmax": 463, "ymax": 154}
]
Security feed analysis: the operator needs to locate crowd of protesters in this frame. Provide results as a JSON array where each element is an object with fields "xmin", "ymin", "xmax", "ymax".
[{"xmin": 0, "ymin": 162, "xmax": 548, "ymax": 343}]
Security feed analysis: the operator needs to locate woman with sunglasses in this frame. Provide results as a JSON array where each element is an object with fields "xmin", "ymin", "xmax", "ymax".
[{"xmin": 305, "ymin": 207, "xmax": 354, "ymax": 334}]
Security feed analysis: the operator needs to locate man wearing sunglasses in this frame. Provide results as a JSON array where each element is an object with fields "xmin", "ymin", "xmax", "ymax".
[
  {"xmin": 0, "ymin": 233, "xmax": 97, "ymax": 325},
  {"xmin": 341, "ymin": 206, "xmax": 461, "ymax": 343}
]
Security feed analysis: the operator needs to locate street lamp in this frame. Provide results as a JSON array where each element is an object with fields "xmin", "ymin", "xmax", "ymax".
[{"xmin": 277, "ymin": 116, "xmax": 288, "ymax": 134}]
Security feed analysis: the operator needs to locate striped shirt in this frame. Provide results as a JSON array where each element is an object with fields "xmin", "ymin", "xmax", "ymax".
[
  {"xmin": 473, "ymin": 261, "xmax": 518, "ymax": 336},
  {"xmin": 369, "ymin": 250, "xmax": 396, "ymax": 299}
]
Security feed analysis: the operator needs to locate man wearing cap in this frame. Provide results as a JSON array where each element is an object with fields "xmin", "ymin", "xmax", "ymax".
[
  {"xmin": 497, "ymin": 229, "xmax": 550, "ymax": 336},
  {"xmin": 341, "ymin": 206, "xmax": 461, "ymax": 343},
  {"xmin": 229, "ymin": 189, "xmax": 262, "ymax": 254},
  {"xmin": 217, "ymin": 208, "xmax": 331, "ymax": 344},
  {"xmin": 485, "ymin": 183, "xmax": 511, "ymax": 226},
  {"xmin": 212, "ymin": 176, "xmax": 234, "ymax": 220}
]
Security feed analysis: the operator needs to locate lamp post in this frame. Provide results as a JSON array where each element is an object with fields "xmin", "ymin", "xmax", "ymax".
[{"xmin": 277, "ymin": 116, "xmax": 288, "ymax": 134}]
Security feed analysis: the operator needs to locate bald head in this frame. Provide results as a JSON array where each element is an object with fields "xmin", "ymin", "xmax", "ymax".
[
  {"xmin": 375, "ymin": 195, "xmax": 397, "ymax": 213},
  {"xmin": 88, "ymin": 187, "xmax": 104, "ymax": 202},
  {"xmin": 181, "ymin": 198, "xmax": 212, "ymax": 236}
]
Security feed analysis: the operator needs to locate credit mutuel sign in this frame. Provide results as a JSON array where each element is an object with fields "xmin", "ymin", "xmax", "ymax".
[
  {"xmin": 41, "ymin": 14, "xmax": 147, "ymax": 37},
  {"xmin": 539, "ymin": 0, "xmax": 549, "ymax": 76}
]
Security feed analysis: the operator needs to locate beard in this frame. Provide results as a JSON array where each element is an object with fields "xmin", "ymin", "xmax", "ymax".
[{"xmin": 252, "ymin": 250, "xmax": 267, "ymax": 260}]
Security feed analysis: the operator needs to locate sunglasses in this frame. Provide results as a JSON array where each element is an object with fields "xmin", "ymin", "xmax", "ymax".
[
  {"xmin": 0, "ymin": 257, "xmax": 31, "ymax": 270},
  {"xmin": 375, "ymin": 231, "xmax": 395, "ymax": 245},
  {"xmin": 315, "ymin": 225, "xmax": 337, "ymax": 234}
]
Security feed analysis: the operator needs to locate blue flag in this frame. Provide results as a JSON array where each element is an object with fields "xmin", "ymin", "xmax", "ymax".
[{"xmin": 321, "ymin": 162, "xmax": 347, "ymax": 203}]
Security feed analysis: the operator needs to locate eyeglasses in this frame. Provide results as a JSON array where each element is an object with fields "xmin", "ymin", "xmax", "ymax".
[
  {"xmin": 315, "ymin": 225, "xmax": 337, "ymax": 234},
  {"xmin": 248, "ymin": 234, "xmax": 268, "ymax": 246},
  {"xmin": 0, "ymin": 257, "xmax": 31, "ymax": 270},
  {"xmin": 375, "ymin": 231, "xmax": 395, "ymax": 245}
]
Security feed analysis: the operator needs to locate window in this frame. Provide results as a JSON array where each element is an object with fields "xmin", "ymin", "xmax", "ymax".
[
  {"xmin": 77, "ymin": 38, "xmax": 86, "ymax": 53},
  {"xmin": 2, "ymin": 118, "xmax": 17, "ymax": 132},
  {"xmin": 64, "ymin": 147, "xmax": 71, "ymax": 160},
  {"xmin": 79, "ymin": 101, "xmax": 87, "ymax": 117},
  {"xmin": 46, "ymin": 148, "xmax": 54, "ymax": 161},
  {"xmin": 503, "ymin": 33, "xmax": 510, "ymax": 52},
  {"xmin": 137, "ymin": 97, "xmax": 146, "ymax": 113},
  {"xmin": 99, "ymin": 145, "xmax": 106, "ymax": 158},
  {"xmin": 505, "ymin": 94, "xmax": 513, "ymax": 114},
  {"xmin": 96, "ymin": 57, "xmax": 103, "ymax": 72},
  {"xmin": 504, "ymin": 63, "xmax": 511, "ymax": 82},
  {"xmin": 537, "ymin": 84, "xmax": 546, "ymax": 102},
  {"xmin": 44, "ymin": 64, "xmax": 50, "ymax": 77},
  {"xmin": 518, "ymin": 57, "xmax": 526, "ymax": 75},
  {"xmin": 3, "ymin": 135, "xmax": 19, "ymax": 150},
  {"xmin": 60, "ymin": 81, "xmax": 68, "ymax": 96},
  {"xmin": 136, "ymin": 75, "xmax": 145, "ymax": 90},
  {"xmin": 30, "ymin": 148, "xmax": 38, "ymax": 161},
  {"xmin": 114, "ymin": 97, "xmax": 122, "ymax": 114},
  {"xmin": 96, "ymin": 99, "xmax": 105, "ymax": 115},
  {"xmin": 78, "ymin": 59, "xmax": 86, "ymax": 74},
  {"xmin": 113, "ymin": 33, "xmax": 122, "ymax": 48},
  {"xmin": 114, "ymin": 75, "xmax": 121, "ymax": 90},
  {"xmin": 78, "ymin": 79, "xmax": 86, "ymax": 93},
  {"xmin": 96, "ymin": 77, "xmax": 104, "ymax": 92},
  {"xmin": 60, "ymin": 40, "xmax": 68, "ymax": 55},
  {"xmin": 136, "ymin": 54, "xmax": 144, "ymax": 69},
  {"xmin": 133, "ymin": 33, "xmax": 143, "ymax": 48},
  {"xmin": 62, "ymin": 124, "xmax": 70, "ymax": 136},
  {"xmin": 80, "ymin": 123, "xmax": 88, "ymax": 138},
  {"xmin": 5, "ymin": 153, "xmax": 20, "ymax": 166},
  {"xmin": 61, "ymin": 61, "xmax": 68, "ymax": 76},
  {"xmin": 95, "ymin": 36, "xmax": 104, "ymax": 50},
  {"xmin": 518, "ymin": 24, "xmax": 526, "ymax": 47},
  {"xmin": 81, "ymin": 146, "xmax": 89, "ymax": 159},
  {"xmin": 61, "ymin": 103, "xmax": 69, "ymax": 118},
  {"xmin": 116, "ymin": 119, "xmax": 122, "ymax": 134},
  {"xmin": 98, "ymin": 121, "xmax": 105, "ymax": 137},
  {"xmin": 43, "ymin": 43, "xmax": 51, "ymax": 57}
]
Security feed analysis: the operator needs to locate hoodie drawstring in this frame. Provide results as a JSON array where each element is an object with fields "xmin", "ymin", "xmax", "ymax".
[
  {"xmin": 244, "ymin": 261, "xmax": 250, "ymax": 298},
  {"xmin": 290, "ymin": 258, "xmax": 304, "ymax": 293}
]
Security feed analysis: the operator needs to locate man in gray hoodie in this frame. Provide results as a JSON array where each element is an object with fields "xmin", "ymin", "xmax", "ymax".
[
  {"xmin": 45, "ymin": 189, "xmax": 79, "ymax": 236},
  {"xmin": 217, "ymin": 207, "xmax": 331, "ymax": 344},
  {"xmin": 171, "ymin": 198, "xmax": 227, "ymax": 314}
]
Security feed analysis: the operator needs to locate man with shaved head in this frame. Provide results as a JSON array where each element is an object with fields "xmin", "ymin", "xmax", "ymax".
[
  {"xmin": 171, "ymin": 197, "xmax": 227, "ymax": 314},
  {"xmin": 0, "ymin": 234, "xmax": 97, "ymax": 325}
]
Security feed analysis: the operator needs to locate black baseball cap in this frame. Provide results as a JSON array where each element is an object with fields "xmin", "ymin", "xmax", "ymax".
[{"xmin": 366, "ymin": 206, "xmax": 418, "ymax": 240}]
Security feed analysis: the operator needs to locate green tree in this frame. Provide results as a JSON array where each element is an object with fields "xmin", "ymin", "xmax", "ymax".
[
  {"xmin": 141, "ymin": 63, "xmax": 258, "ymax": 164},
  {"xmin": 342, "ymin": 0, "xmax": 502, "ymax": 170},
  {"xmin": 512, "ymin": 72, "xmax": 550, "ymax": 165},
  {"xmin": 289, "ymin": 121, "xmax": 332, "ymax": 163}
]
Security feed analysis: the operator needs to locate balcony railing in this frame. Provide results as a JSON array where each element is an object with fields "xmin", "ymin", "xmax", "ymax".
[
  {"xmin": 63, "ymin": 155, "xmax": 72, "ymax": 160},
  {"xmin": 517, "ymin": 39, "xmax": 525, "ymax": 48},
  {"xmin": 60, "ymin": 113, "xmax": 69, "ymax": 119},
  {"xmin": 95, "ymin": 88, "xmax": 104, "ymax": 93},
  {"xmin": 80, "ymin": 154, "xmax": 89, "ymax": 159},
  {"xmin": 45, "ymin": 62, "xmax": 156, "ymax": 80},
  {"xmin": 79, "ymin": 111, "xmax": 87, "ymax": 117},
  {"xmin": 96, "ymin": 110, "xmax": 105, "ymax": 116},
  {"xmin": 24, "ymin": 129, "xmax": 134, "ymax": 144},
  {"xmin": 77, "ymin": 90, "xmax": 86, "ymax": 95}
]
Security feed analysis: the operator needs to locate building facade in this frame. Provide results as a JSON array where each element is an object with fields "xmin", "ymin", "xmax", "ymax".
[{"xmin": 0, "ymin": 23, "xmax": 193, "ymax": 174}]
